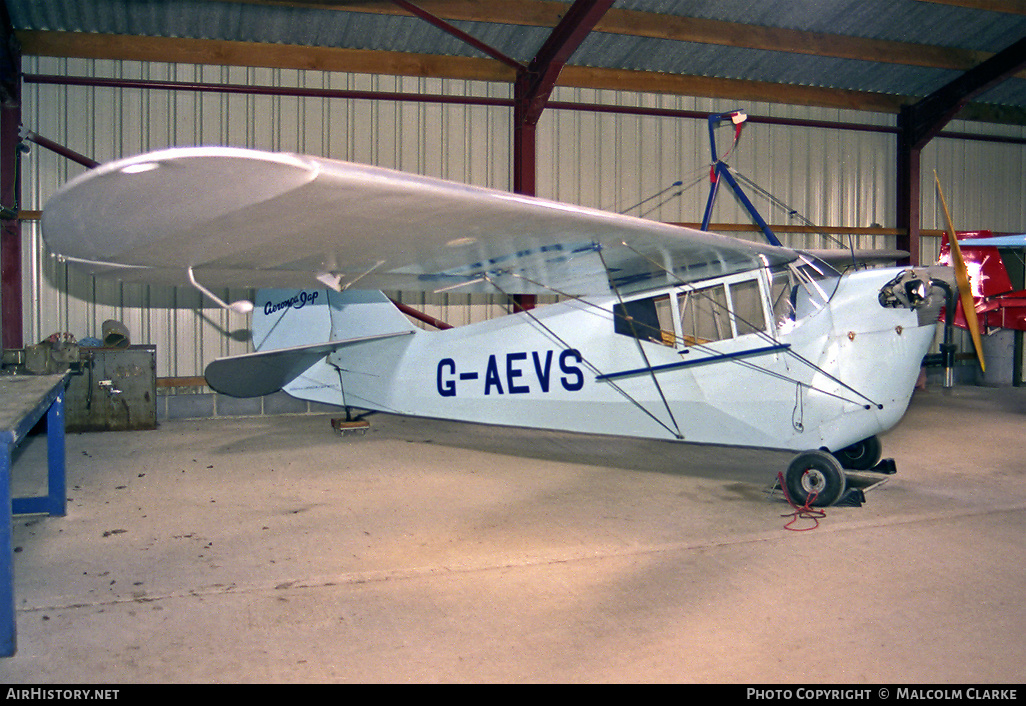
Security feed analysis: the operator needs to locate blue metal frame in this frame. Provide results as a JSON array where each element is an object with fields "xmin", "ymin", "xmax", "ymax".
[
  {"xmin": 1, "ymin": 374, "xmax": 69, "ymax": 657},
  {"xmin": 700, "ymin": 111, "xmax": 783, "ymax": 247}
]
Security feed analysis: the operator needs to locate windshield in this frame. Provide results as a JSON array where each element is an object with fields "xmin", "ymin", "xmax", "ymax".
[{"xmin": 769, "ymin": 255, "xmax": 842, "ymax": 329}]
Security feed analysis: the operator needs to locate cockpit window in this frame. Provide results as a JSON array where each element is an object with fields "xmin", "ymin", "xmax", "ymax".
[
  {"xmin": 729, "ymin": 279, "xmax": 767, "ymax": 337},
  {"xmin": 679, "ymin": 283, "xmax": 729, "ymax": 345},
  {"xmin": 614, "ymin": 273, "xmax": 771, "ymax": 348},
  {"xmin": 613, "ymin": 294, "xmax": 675, "ymax": 346}
]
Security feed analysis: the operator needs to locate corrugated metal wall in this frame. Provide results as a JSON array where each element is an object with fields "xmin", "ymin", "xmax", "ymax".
[
  {"xmin": 919, "ymin": 121, "xmax": 1026, "ymax": 261},
  {"xmin": 18, "ymin": 56, "xmax": 1026, "ymax": 378}
]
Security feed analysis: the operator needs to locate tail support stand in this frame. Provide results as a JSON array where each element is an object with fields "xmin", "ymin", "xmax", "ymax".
[{"xmin": 331, "ymin": 407, "xmax": 370, "ymax": 436}]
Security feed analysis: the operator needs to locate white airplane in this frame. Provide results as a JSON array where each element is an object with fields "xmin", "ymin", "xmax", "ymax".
[{"xmin": 41, "ymin": 146, "xmax": 950, "ymax": 507}]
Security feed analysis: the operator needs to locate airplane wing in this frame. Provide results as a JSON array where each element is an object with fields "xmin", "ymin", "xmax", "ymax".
[
  {"xmin": 803, "ymin": 248, "xmax": 910, "ymax": 268},
  {"xmin": 957, "ymin": 234, "xmax": 1026, "ymax": 248},
  {"xmin": 42, "ymin": 146, "xmax": 797, "ymax": 297}
]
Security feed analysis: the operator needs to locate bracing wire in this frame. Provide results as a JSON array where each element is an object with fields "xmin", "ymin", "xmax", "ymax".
[
  {"xmin": 505, "ymin": 261, "xmax": 880, "ymax": 411},
  {"xmin": 481, "ymin": 273, "xmax": 685, "ymax": 440},
  {"xmin": 596, "ymin": 246, "xmax": 683, "ymax": 439},
  {"xmin": 617, "ymin": 180, "xmax": 685, "ymax": 216},
  {"xmin": 614, "ymin": 239, "xmax": 882, "ymax": 409},
  {"xmin": 606, "ymin": 165, "xmax": 708, "ymax": 217},
  {"xmin": 636, "ymin": 173, "xmax": 708, "ymax": 219},
  {"xmin": 726, "ymin": 166, "xmax": 862, "ymax": 265}
]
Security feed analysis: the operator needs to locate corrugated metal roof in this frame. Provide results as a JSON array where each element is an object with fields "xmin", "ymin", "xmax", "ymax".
[
  {"xmin": 6, "ymin": 1, "xmax": 551, "ymax": 59},
  {"xmin": 6, "ymin": 0, "xmax": 1026, "ymax": 120},
  {"xmin": 618, "ymin": 0, "xmax": 1022, "ymax": 51}
]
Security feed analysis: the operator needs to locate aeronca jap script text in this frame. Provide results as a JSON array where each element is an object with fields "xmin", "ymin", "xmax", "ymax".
[{"xmin": 263, "ymin": 290, "xmax": 319, "ymax": 316}]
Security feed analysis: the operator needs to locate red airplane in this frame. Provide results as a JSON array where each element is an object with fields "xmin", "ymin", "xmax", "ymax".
[{"xmin": 937, "ymin": 230, "xmax": 1026, "ymax": 334}]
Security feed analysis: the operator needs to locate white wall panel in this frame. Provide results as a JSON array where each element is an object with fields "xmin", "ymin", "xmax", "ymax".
[
  {"xmin": 18, "ymin": 55, "xmax": 1026, "ymax": 378},
  {"xmin": 922, "ymin": 121, "xmax": 1026, "ymax": 230}
]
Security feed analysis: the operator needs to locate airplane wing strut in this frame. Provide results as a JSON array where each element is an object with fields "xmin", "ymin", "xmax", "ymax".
[
  {"xmin": 598, "ymin": 245, "xmax": 684, "ymax": 439},
  {"xmin": 481, "ymin": 271, "xmax": 685, "ymax": 440}
]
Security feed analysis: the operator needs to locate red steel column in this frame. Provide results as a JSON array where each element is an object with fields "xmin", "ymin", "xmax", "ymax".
[{"xmin": 1, "ymin": 49, "xmax": 21, "ymax": 350}]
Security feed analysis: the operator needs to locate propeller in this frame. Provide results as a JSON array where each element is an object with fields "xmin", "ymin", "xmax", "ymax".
[{"xmin": 934, "ymin": 172, "xmax": 985, "ymax": 372}]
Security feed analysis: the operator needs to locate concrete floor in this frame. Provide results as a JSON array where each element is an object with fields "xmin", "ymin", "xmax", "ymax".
[{"xmin": 1, "ymin": 384, "xmax": 1024, "ymax": 683}]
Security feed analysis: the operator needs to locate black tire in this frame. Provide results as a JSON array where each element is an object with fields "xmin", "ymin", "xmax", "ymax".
[
  {"xmin": 833, "ymin": 436, "xmax": 883, "ymax": 471},
  {"xmin": 785, "ymin": 450, "xmax": 847, "ymax": 507}
]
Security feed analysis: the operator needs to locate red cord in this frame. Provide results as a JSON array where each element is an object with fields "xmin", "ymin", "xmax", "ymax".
[{"xmin": 777, "ymin": 471, "xmax": 826, "ymax": 531}]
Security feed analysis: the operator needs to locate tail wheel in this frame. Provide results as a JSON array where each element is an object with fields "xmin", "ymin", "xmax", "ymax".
[
  {"xmin": 833, "ymin": 435, "xmax": 883, "ymax": 470},
  {"xmin": 785, "ymin": 450, "xmax": 847, "ymax": 507}
]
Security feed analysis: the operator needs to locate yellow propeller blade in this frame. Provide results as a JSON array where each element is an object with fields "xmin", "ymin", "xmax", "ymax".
[{"xmin": 935, "ymin": 171, "xmax": 985, "ymax": 372}]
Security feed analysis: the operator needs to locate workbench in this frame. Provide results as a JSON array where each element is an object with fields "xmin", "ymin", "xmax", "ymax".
[{"xmin": 0, "ymin": 373, "xmax": 70, "ymax": 657}]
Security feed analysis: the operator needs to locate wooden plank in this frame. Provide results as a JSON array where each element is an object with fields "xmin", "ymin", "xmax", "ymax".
[
  {"xmin": 156, "ymin": 376, "xmax": 207, "ymax": 389},
  {"xmin": 557, "ymin": 65, "xmax": 910, "ymax": 113},
  {"xmin": 16, "ymin": 32, "xmax": 516, "ymax": 83}
]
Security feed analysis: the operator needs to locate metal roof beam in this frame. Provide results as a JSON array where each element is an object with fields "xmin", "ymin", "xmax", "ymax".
[
  {"xmin": 517, "ymin": 0, "xmax": 614, "ymax": 126},
  {"xmin": 903, "ymin": 34, "xmax": 1026, "ymax": 149},
  {"xmin": 391, "ymin": 0, "xmax": 525, "ymax": 71},
  {"xmin": 514, "ymin": 0, "xmax": 613, "ymax": 196},
  {"xmin": 896, "ymin": 34, "xmax": 1026, "ymax": 265}
]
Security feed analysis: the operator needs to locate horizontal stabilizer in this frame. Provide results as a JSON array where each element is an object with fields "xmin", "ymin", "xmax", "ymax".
[{"xmin": 205, "ymin": 331, "xmax": 413, "ymax": 398}]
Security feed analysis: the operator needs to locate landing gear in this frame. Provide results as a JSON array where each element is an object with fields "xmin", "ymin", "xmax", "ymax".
[
  {"xmin": 831, "ymin": 435, "xmax": 897, "ymax": 475},
  {"xmin": 832, "ymin": 435, "xmax": 882, "ymax": 471},
  {"xmin": 783, "ymin": 439, "xmax": 894, "ymax": 508},
  {"xmin": 784, "ymin": 450, "xmax": 847, "ymax": 508}
]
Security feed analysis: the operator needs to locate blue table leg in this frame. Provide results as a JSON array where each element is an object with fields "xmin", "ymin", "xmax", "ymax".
[
  {"xmin": 1, "ymin": 441, "xmax": 14, "ymax": 657},
  {"xmin": 11, "ymin": 392, "xmax": 68, "ymax": 517},
  {"xmin": 46, "ymin": 391, "xmax": 66, "ymax": 517},
  {"xmin": 2, "ymin": 384, "xmax": 68, "ymax": 657}
]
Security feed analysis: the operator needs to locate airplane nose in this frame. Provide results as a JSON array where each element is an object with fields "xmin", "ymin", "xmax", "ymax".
[{"xmin": 878, "ymin": 269, "xmax": 936, "ymax": 310}]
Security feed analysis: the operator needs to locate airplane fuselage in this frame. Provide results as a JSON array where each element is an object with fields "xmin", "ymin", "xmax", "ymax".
[{"xmin": 267, "ymin": 264, "xmax": 938, "ymax": 454}]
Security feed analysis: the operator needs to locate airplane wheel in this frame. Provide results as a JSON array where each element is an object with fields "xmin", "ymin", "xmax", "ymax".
[
  {"xmin": 785, "ymin": 450, "xmax": 847, "ymax": 507},
  {"xmin": 833, "ymin": 435, "xmax": 882, "ymax": 470}
]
